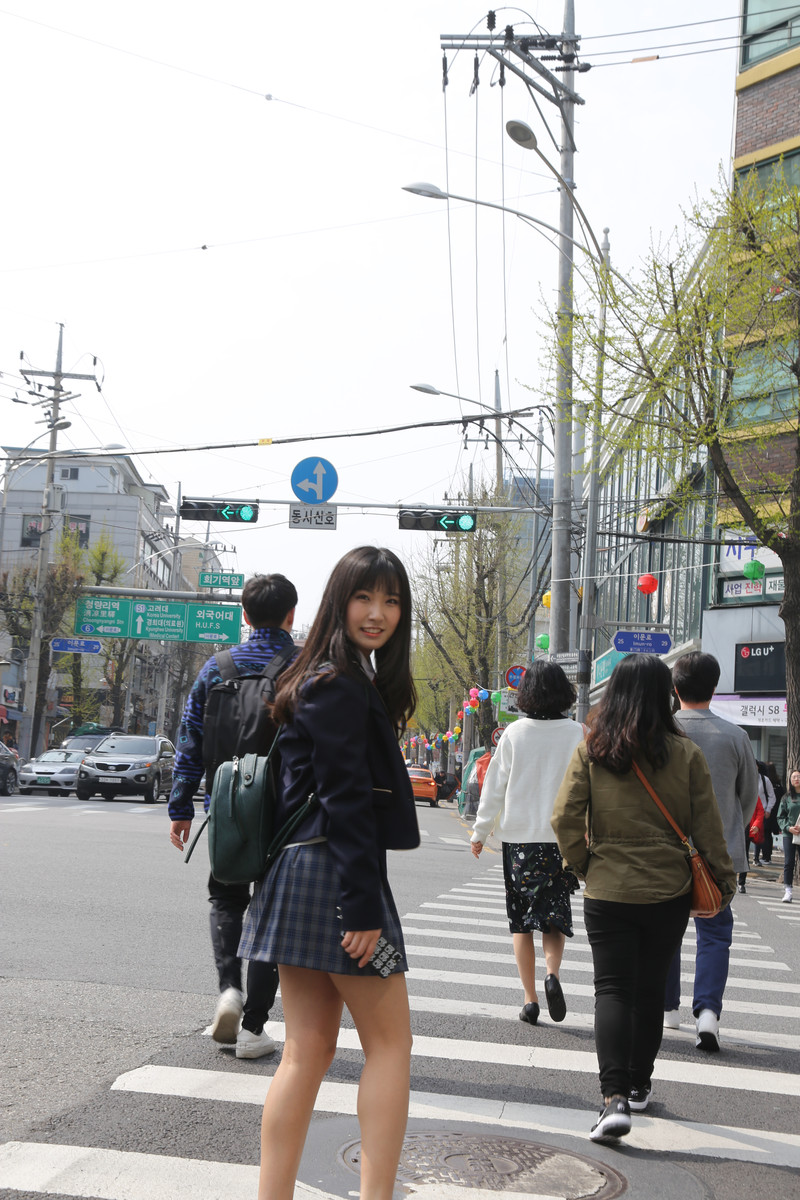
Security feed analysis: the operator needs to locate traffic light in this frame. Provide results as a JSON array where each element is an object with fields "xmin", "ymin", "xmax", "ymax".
[
  {"xmin": 180, "ymin": 499, "xmax": 260, "ymax": 523},
  {"xmin": 398, "ymin": 509, "xmax": 477, "ymax": 532}
]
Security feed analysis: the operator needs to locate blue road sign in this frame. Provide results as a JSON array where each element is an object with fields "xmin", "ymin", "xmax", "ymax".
[
  {"xmin": 613, "ymin": 630, "xmax": 672, "ymax": 655},
  {"xmin": 52, "ymin": 637, "xmax": 102, "ymax": 654},
  {"xmin": 291, "ymin": 457, "xmax": 338, "ymax": 504}
]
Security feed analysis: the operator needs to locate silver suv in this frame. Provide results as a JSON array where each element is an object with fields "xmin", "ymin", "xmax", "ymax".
[{"xmin": 76, "ymin": 734, "xmax": 175, "ymax": 803}]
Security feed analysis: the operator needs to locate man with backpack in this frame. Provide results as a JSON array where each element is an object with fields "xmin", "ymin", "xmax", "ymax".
[{"xmin": 168, "ymin": 573, "xmax": 298, "ymax": 1059}]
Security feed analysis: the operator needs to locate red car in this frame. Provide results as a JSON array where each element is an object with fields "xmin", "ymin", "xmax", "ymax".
[{"xmin": 408, "ymin": 766, "xmax": 439, "ymax": 807}]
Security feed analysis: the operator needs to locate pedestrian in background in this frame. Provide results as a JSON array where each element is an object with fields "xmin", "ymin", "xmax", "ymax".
[
  {"xmin": 240, "ymin": 546, "xmax": 419, "ymax": 1200},
  {"xmin": 663, "ymin": 651, "xmax": 758, "ymax": 1051},
  {"xmin": 471, "ymin": 661, "xmax": 584, "ymax": 1026},
  {"xmin": 751, "ymin": 761, "xmax": 777, "ymax": 867},
  {"xmin": 168, "ymin": 574, "xmax": 298, "ymax": 1060},
  {"xmin": 552, "ymin": 654, "xmax": 735, "ymax": 1144},
  {"xmin": 777, "ymin": 769, "xmax": 800, "ymax": 903}
]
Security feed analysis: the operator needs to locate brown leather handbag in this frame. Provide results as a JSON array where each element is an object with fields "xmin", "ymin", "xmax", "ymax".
[{"xmin": 631, "ymin": 761, "xmax": 723, "ymax": 918}]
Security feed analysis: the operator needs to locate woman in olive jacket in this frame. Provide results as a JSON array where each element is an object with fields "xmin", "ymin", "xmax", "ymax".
[{"xmin": 551, "ymin": 654, "xmax": 735, "ymax": 1144}]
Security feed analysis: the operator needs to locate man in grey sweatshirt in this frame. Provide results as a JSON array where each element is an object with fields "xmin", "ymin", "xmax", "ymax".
[{"xmin": 663, "ymin": 651, "xmax": 758, "ymax": 1051}]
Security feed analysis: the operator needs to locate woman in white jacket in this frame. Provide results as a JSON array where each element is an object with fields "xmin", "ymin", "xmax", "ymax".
[{"xmin": 471, "ymin": 661, "xmax": 584, "ymax": 1025}]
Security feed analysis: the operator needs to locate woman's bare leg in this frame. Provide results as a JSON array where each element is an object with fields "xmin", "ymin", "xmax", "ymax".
[
  {"xmin": 333, "ymin": 972, "xmax": 412, "ymax": 1200},
  {"xmin": 542, "ymin": 930, "xmax": 566, "ymax": 977},
  {"xmin": 512, "ymin": 932, "xmax": 538, "ymax": 1003},
  {"xmin": 258, "ymin": 966, "xmax": 343, "ymax": 1200}
]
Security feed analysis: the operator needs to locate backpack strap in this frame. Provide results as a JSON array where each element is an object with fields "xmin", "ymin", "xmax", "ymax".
[
  {"xmin": 216, "ymin": 649, "xmax": 239, "ymax": 682},
  {"xmin": 261, "ymin": 641, "xmax": 295, "ymax": 682}
]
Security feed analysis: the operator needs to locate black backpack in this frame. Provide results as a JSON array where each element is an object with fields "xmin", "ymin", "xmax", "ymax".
[{"xmin": 201, "ymin": 642, "xmax": 296, "ymax": 789}]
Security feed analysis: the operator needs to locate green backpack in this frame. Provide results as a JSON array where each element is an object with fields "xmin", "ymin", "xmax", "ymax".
[{"xmin": 185, "ymin": 732, "xmax": 317, "ymax": 884}]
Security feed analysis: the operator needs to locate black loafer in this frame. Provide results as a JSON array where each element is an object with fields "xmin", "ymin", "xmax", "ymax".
[
  {"xmin": 544, "ymin": 974, "xmax": 567, "ymax": 1022},
  {"xmin": 519, "ymin": 1001, "xmax": 540, "ymax": 1025}
]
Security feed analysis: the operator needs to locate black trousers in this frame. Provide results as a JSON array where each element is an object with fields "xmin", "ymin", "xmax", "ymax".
[
  {"xmin": 584, "ymin": 892, "xmax": 691, "ymax": 1100},
  {"xmin": 208, "ymin": 873, "xmax": 279, "ymax": 1034}
]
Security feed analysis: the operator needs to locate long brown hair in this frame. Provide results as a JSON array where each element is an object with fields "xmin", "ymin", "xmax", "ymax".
[
  {"xmin": 587, "ymin": 654, "xmax": 683, "ymax": 774},
  {"xmin": 273, "ymin": 546, "xmax": 416, "ymax": 731}
]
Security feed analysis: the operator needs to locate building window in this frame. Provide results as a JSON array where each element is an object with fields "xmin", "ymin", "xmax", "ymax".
[
  {"xmin": 59, "ymin": 467, "xmax": 79, "ymax": 481},
  {"xmin": 65, "ymin": 515, "xmax": 90, "ymax": 549},
  {"xmin": 736, "ymin": 148, "xmax": 800, "ymax": 189},
  {"xmin": 727, "ymin": 341, "xmax": 799, "ymax": 426},
  {"xmin": 21, "ymin": 514, "xmax": 43, "ymax": 548},
  {"xmin": 742, "ymin": 1, "xmax": 800, "ymax": 66}
]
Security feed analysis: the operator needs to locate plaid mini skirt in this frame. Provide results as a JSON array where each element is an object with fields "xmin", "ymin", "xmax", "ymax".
[{"xmin": 239, "ymin": 840, "xmax": 408, "ymax": 976}]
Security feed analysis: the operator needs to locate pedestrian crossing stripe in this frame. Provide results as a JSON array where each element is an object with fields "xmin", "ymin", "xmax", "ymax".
[{"xmin": 104, "ymin": 1064, "xmax": 800, "ymax": 1166}]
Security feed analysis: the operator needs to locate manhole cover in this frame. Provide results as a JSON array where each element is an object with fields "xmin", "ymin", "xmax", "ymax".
[{"xmin": 339, "ymin": 1131, "xmax": 626, "ymax": 1197}]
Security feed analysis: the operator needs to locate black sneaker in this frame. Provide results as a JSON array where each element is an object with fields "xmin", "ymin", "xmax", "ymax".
[
  {"xmin": 628, "ymin": 1084, "xmax": 652, "ymax": 1112},
  {"xmin": 590, "ymin": 1096, "xmax": 632, "ymax": 1143}
]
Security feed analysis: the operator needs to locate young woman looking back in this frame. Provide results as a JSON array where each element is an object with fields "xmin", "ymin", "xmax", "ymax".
[{"xmin": 240, "ymin": 546, "xmax": 419, "ymax": 1200}]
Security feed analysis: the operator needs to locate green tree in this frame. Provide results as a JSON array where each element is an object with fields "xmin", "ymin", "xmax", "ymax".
[
  {"xmin": 410, "ymin": 483, "xmax": 549, "ymax": 748},
  {"xmin": 66, "ymin": 530, "xmax": 127, "ymax": 729},
  {"xmin": 566, "ymin": 168, "xmax": 800, "ymax": 760},
  {"xmin": 0, "ymin": 530, "xmax": 85, "ymax": 751}
]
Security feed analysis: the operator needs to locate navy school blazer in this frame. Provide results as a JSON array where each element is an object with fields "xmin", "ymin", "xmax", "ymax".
[{"xmin": 275, "ymin": 667, "xmax": 419, "ymax": 930}]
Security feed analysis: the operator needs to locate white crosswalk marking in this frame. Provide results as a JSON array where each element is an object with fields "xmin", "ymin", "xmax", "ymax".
[{"xmin": 4, "ymin": 849, "xmax": 799, "ymax": 1196}]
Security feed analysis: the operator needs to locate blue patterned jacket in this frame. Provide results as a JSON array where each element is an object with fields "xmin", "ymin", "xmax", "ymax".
[{"xmin": 167, "ymin": 626, "xmax": 297, "ymax": 821}]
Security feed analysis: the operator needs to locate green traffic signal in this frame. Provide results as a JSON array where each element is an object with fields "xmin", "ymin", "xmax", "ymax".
[
  {"xmin": 398, "ymin": 509, "xmax": 477, "ymax": 532},
  {"xmin": 180, "ymin": 499, "xmax": 260, "ymax": 523}
]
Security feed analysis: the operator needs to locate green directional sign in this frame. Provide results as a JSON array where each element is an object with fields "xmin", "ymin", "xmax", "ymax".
[
  {"xmin": 186, "ymin": 602, "xmax": 242, "ymax": 644},
  {"xmin": 199, "ymin": 571, "xmax": 245, "ymax": 589},
  {"xmin": 130, "ymin": 600, "xmax": 187, "ymax": 641},
  {"xmin": 75, "ymin": 596, "xmax": 133, "ymax": 637},
  {"xmin": 76, "ymin": 595, "xmax": 242, "ymax": 644}
]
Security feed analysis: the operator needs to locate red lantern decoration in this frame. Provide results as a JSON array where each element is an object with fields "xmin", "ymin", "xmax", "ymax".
[{"xmin": 637, "ymin": 573, "xmax": 658, "ymax": 595}]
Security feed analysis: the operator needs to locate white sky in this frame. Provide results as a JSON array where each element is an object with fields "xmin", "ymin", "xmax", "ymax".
[{"xmin": 0, "ymin": 1, "xmax": 741, "ymax": 627}]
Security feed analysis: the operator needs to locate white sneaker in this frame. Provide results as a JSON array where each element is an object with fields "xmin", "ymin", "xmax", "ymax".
[
  {"xmin": 782, "ymin": 887, "xmax": 793, "ymax": 904},
  {"xmin": 663, "ymin": 1009, "xmax": 681, "ymax": 1029},
  {"xmin": 236, "ymin": 1028, "xmax": 277, "ymax": 1059},
  {"xmin": 695, "ymin": 1008, "xmax": 720, "ymax": 1053},
  {"xmin": 210, "ymin": 987, "xmax": 243, "ymax": 1044}
]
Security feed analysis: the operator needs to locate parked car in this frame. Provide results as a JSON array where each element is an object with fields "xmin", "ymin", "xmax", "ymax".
[
  {"xmin": 19, "ymin": 749, "xmax": 86, "ymax": 796},
  {"xmin": 0, "ymin": 741, "xmax": 19, "ymax": 795},
  {"xmin": 76, "ymin": 734, "xmax": 176, "ymax": 803},
  {"xmin": 408, "ymin": 765, "xmax": 439, "ymax": 807}
]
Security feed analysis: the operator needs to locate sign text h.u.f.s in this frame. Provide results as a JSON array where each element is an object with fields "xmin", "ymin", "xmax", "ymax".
[{"xmin": 180, "ymin": 499, "xmax": 259, "ymax": 524}]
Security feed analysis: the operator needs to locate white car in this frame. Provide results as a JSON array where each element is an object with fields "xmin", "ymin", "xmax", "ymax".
[{"xmin": 19, "ymin": 749, "xmax": 86, "ymax": 796}]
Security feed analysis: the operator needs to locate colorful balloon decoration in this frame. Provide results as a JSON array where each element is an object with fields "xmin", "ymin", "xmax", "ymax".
[
  {"xmin": 637, "ymin": 573, "xmax": 658, "ymax": 595},
  {"xmin": 743, "ymin": 559, "xmax": 765, "ymax": 580},
  {"xmin": 536, "ymin": 633, "xmax": 550, "ymax": 650},
  {"xmin": 469, "ymin": 688, "xmax": 480, "ymax": 700},
  {"xmin": 453, "ymin": 725, "xmax": 462, "ymax": 736},
  {"xmin": 491, "ymin": 691, "xmax": 501, "ymax": 704},
  {"xmin": 478, "ymin": 689, "xmax": 489, "ymax": 701}
]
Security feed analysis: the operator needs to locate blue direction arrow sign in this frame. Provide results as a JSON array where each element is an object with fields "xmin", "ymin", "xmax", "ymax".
[
  {"xmin": 291, "ymin": 457, "xmax": 338, "ymax": 504},
  {"xmin": 52, "ymin": 637, "xmax": 102, "ymax": 654},
  {"xmin": 613, "ymin": 630, "xmax": 672, "ymax": 655}
]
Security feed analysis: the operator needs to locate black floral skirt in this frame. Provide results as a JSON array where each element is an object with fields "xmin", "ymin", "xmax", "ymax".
[{"xmin": 502, "ymin": 841, "xmax": 578, "ymax": 936}]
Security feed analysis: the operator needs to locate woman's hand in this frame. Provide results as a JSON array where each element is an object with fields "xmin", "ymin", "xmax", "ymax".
[
  {"xmin": 471, "ymin": 840, "xmax": 483, "ymax": 858},
  {"xmin": 341, "ymin": 928, "xmax": 381, "ymax": 968},
  {"xmin": 789, "ymin": 824, "xmax": 800, "ymax": 835}
]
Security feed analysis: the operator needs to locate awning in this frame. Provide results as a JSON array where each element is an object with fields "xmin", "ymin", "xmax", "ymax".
[
  {"xmin": 0, "ymin": 704, "xmax": 25, "ymax": 723},
  {"xmin": 710, "ymin": 696, "xmax": 787, "ymax": 728}
]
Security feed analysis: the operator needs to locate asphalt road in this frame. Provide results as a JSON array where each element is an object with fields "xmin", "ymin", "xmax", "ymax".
[{"xmin": 1, "ymin": 791, "xmax": 799, "ymax": 1200}]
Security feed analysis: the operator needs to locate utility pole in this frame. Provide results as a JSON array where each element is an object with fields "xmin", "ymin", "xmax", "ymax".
[
  {"xmin": 576, "ymin": 229, "xmax": 610, "ymax": 722},
  {"xmin": 440, "ymin": 3, "xmax": 585, "ymax": 656},
  {"xmin": 18, "ymin": 326, "xmax": 98, "ymax": 758}
]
